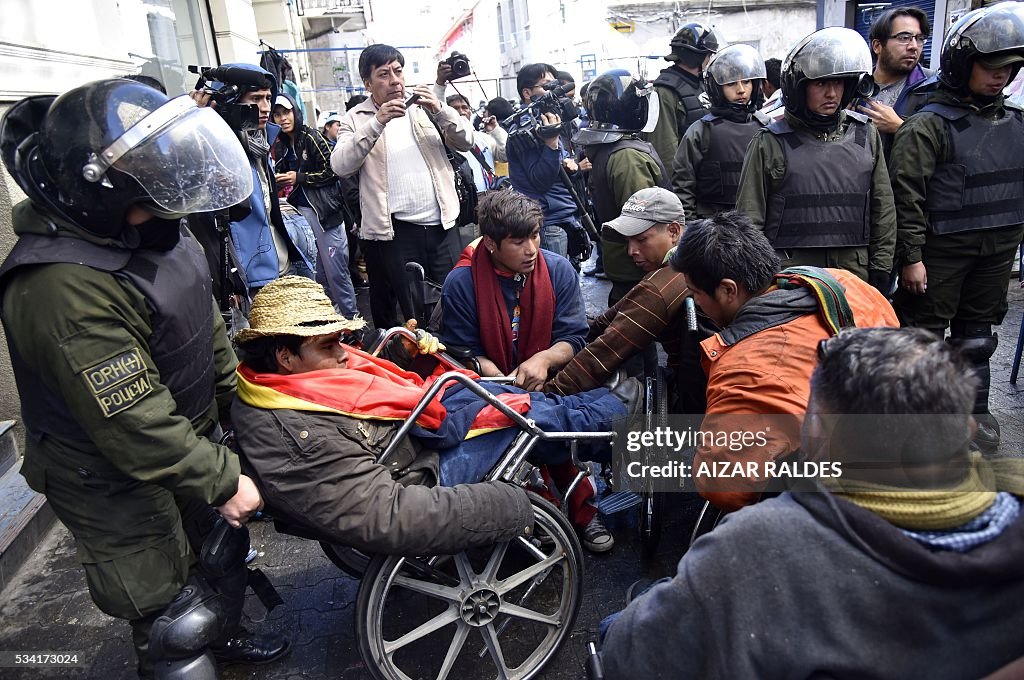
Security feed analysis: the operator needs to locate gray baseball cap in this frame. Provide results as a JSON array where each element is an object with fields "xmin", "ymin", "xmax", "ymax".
[{"xmin": 604, "ymin": 187, "xmax": 685, "ymax": 236}]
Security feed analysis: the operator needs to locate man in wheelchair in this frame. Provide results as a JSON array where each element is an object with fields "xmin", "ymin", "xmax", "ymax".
[
  {"xmin": 230, "ymin": 276, "xmax": 637, "ymax": 557},
  {"xmin": 600, "ymin": 327, "xmax": 1024, "ymax": 678}
]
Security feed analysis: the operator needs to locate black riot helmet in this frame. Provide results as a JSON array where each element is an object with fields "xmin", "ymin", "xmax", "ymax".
[
  {"xmin": 939, "ymin": 2, "xmax": 1024, "ymax": 93},
  {"xmin": 0, "ymin": 79, "xmax": 253, "ymax": 237},
  {"xmin": 573, "ymin": 71, "xmax": 660, "ymax": 145},
  {"xmin": 703, "ymin": 44, "xmax": 767, "ymax": 111},
  {"xmin": 666, "ymin": 23, "xmax": 720, "ymax": 63},
  {"xmin": 781, "ymin": 27, "xmax": 873, "ymax": 126}
]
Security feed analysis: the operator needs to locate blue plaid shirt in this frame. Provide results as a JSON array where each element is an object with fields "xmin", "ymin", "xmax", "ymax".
[{"xmin": 902, "ymin": 492, "xmax": 1020, "ymax": 553}]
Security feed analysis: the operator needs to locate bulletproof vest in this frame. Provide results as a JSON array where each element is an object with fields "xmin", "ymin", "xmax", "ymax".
[
  {"xmin": 587, "ymin": 138, "xmax": 670, "ymax": 226},
  {"xmin": 921, "ymin": 102, "xmax": 1024, "ymax": 235},
  {"xmin": 696, "ymin": 112, "xmax": 769, "ymax": 210},
  {"xmin": 763, "ymin": 114, "xmax": 874, "ymax": 249},
  {"xmin": 654, "ymin": 67, "xmax": 706, "ymax": 137},
  {"xmin": 0, "ymin": 228, "xmax": 216, "ymax": 443}
]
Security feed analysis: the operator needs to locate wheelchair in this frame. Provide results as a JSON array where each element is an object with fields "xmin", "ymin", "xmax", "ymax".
[{"xmin": 241, "ymin": 326, "xmax": 663, "ymax": 679}]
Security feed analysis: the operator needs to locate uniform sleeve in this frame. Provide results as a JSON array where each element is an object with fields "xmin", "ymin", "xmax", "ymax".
[
  {"xmin": 673, "ymin": 121, "xmax": 708, "ymax": 221},
  {"xmin": 867, "ymin": 125, "xmax": 897, "ymax": 274},
  {"xmin": 439, "ymin": 267, "xmax": 486, "ymax": 355},
  {"xmin": 887, "ymin": 113, "xmax": 946, "ymax": 265},
  {"xmin": 650, "ymin": 89, "xmax": 680, "ymax": 174},
  {"xmin": 734, "ymin": 131, "xmax": 782, "ymax": 229},
  {"xmin": 3, "ymin": 264, "xmax": 240, "ymax": 505},
  {"xmin": 606, "ymin": 149, "xmax": 663, "ymax": 211}
]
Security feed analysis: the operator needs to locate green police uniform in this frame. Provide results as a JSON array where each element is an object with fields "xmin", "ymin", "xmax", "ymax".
[
  {"xmin": 1, "ymin": 201, "xmax": 240, "ymax": 628},
  {"xmin": 888, "ymin": 89, "xmax": 1024, "ymax": 328},
  {"xmin": 735, "ymin": 110, "xmax": 897, "ymax": 281}
]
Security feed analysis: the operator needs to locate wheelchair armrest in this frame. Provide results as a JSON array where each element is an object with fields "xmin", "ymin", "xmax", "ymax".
[{"xmin": 439, "ymin": 345, "xmax": 481, "ymax": 373}]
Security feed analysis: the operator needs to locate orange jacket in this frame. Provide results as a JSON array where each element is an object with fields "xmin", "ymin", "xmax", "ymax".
[{"xmin": 695, "ymin": 269, "xmax": 899, "ymax": 512}]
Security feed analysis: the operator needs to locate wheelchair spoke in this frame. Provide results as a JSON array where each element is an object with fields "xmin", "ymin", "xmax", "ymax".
[
  {"xmin": 393, "ymin": 574, "xmax": 462, "ymax": 603},
  {"xmin": 481, "ymin": 540, "xmax": 510, "ymax": 582},
  {"xmin": 496, "ymin": 548, "xmax": 565, "ymax": 595},
  {"xmin": 435, "ymin": 621, "xmax": 471, "ymax": 680},
  {"xmin": 454, "ymin": 552, "xmax": 476, "ymax": 587},
  {"xmin": 497, "ymin": 601, "xmax": 560, "ymax": 627},
  {"xmin": 480, "ymin": 622, "xmax": 511, "ymax": 679},
  {"xmin": 384, "ymin": 605, "xmax": 460, "ymax": 655}
]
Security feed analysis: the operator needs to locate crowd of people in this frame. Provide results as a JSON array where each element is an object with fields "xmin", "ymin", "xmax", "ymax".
[{"xmin": 1, "ymin": 2, "xmax": 1024, "ymax": 678}]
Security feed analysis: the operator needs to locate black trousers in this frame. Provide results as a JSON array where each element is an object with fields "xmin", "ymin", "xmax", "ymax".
[{"xmin": 361, "ymin": 220, "xmax": 462, "ymax": 329}]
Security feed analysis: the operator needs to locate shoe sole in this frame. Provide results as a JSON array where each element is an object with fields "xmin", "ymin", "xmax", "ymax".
[{"xmin": 583, "ymin": 538, "xmax": 615, "ymax": 553}]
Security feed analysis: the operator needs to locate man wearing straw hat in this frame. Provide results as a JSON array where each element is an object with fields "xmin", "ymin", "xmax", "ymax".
[{"xmin": 230, "ymin": 276, "xmax": 635, "ymax": 555}]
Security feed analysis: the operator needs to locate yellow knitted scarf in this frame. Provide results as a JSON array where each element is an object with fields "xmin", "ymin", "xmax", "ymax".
[{"xmin": 827, "ymin": 453, "xmax": 1024, "ymax": 531}]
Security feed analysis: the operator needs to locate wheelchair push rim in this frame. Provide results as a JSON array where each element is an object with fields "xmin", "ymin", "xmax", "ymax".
[{"xmin": 355, "ymin": 493, "xmax": 584, "ymax": 680}]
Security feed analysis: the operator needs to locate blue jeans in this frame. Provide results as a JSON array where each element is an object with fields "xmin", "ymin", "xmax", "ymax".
[
  {"xmin": 296, "ymin": 205, "xmax": 359, "ymax": 319},
  {"xmin": 540, "ymin": 224, "xmax": 569, "ymax": 258}
]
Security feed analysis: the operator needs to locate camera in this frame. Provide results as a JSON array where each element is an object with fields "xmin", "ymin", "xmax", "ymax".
[
  {"xmin": 188, "ymin": 64, "xmax": 262, "ymax": 132},
  {"xmin": 503, "ymin": 80, "xmax": 579, "ymax": 138},
  {"xmin": 443, "ymin": 51, "xmax": 471, "ymax": 80}
]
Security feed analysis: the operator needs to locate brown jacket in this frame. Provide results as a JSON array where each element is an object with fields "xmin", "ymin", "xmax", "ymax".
[{"xmin": 232, "ymin": 399, "xmax": 533, "ymax": 556}]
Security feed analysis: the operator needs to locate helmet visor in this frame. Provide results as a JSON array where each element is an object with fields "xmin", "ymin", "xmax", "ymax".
[
  {"xmin": 785, "ymin": 27, "xmax": 872, "ymax": 81},
  {"xmin": 952, "ymin": 3, "xmax": 1024, "ymax": 55},
  {"xmin": 112, "ymin": 97, "xmax": 253, "ymax": 214},
  {"xmin": 708, "ymin": 44, "xmax": 767, "ymax": 85}
]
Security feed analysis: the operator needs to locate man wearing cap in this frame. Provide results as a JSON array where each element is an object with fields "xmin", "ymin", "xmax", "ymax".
[
  {"xmin": 321, "ymin": 112, "xmax": 342, "ymax": 146},
  {"xmin": 888, "ymin": 2, "xmax": 1024, "ymax": 454},
  {"xmin": 271, "ymin": 93, "xmax": 358, "ymax": 319},
  {"xmin": 231, "ymin": 276, "xmax": 634, "ymax": 556},
  {"xmin": 546, "ymin": 188, "xmax": 714, "ymax": 415},
  {"xmin": 650, "ymin": 23, "xmax": 718, "ymax": 175}
]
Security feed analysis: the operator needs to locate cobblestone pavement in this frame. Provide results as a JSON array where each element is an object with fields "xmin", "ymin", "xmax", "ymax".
[{"xmin": 1, "ymin": 271, "xmax": 1021, "ymax": 679}]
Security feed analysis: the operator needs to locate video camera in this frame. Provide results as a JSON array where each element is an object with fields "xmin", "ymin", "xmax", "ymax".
[
  {"xmin": 188, "ymin": 64, "xmax": 264, "ymax": 132},
  {"xmin": 503, "ymin": 80, "xmax": 578, "ymax": 139},
  {"xmin": 442, "ymin": 51, "xmax": 471, "ymax": 80}
]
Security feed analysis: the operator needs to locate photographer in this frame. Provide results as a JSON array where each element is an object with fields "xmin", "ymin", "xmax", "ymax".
[
  {"xmin": 506, "ymin": 63, "xmax": 587, "ymax": 264},
  {"xmin": 189, "ymin": 63, "xmax": 316, "ymax": 305},
  {"xmin": 331, "ymin": 44, "xmax": 473, "ymax": 330}
]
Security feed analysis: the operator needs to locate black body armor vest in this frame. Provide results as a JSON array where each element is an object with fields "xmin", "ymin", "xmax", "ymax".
[
  {"xmin": 654, "ymin": 67, "xmax": 706, "ymax": 136},
  {"xmin": 587, "ymin": 138, "xmax": 670, "ymax": 227},
  {"xmin": 921, "ymin": 102, "xmax": 1024, "ymax": 235},
  {"xmin": 763, "ymin": 114, "xmax": 874, "ymax": 249},
  {"xmin": 696, "ymin": 111, "xmax": 769, "ymax": 210}
]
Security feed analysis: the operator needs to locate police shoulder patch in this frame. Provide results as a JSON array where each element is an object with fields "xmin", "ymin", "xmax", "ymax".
[{"xmin": 81, "ymin": 347, "xmax": 154, "ymax": 417}]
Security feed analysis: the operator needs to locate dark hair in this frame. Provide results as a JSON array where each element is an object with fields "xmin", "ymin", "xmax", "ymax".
[
  {"xmin": 486, "ymin": 96, "xmax": 515, "ymax": 120},
  {"xmin": 446, "ymin": 94, "xmax": 470, "ymax": 107},
  {"xmin": 869, "ymin": 7, "xmax": 931, "ymax": 44},
  {"xmin": 811, "ymin": 327, "xmax": 976, "ymax": 468},
  {"xmin": 477, "ymin": 190, "xmax": 544, "ymax": 244},
  {"xmin": 764, "ymin": 58, "xmax": 782, "ymax": 88},
  {"xmin": 669, "ymin": 211, "xmax": 780, "ymax": 295},
  {"xmin": 235, "ymin": 335, "xmax": 304, "ymax": 373},
  {"xmin": 346, "ymin": 94, "xmax": 367, "ymax": 110},
  {"xmin": 517, "ymin": 63, "xmax": 556, "ymax": 102},
  {"xmin": 358, "ymin": 44, "xmax": 405, "ymax": 82}
]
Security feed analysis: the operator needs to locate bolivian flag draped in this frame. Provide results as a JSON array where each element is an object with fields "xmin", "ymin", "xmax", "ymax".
[{"xmin": 236, "ymin": 345, "xmax": 531, "ymax": 438}]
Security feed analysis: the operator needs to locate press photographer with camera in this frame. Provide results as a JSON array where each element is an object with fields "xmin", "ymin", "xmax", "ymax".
[
  {"xmin": 189, "ymin": 63, "xmax": 316, "ymax": 310},
  {"xmin": 331, "ymin": 44, "xmax": 473, "ymax": 330},
  {"xmin": 505, "ymin": 63, "xmax": 588, "ymax": 265}
]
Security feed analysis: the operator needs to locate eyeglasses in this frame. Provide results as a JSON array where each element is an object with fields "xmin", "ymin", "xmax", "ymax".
[{"xmin": 888, "ymin": 32, "xmax": 928, "ymax": 45}]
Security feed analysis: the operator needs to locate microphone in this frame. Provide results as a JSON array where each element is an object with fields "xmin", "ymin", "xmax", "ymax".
[{"xmin": 202, "ymin": 66, "xmax": 271, "ymax": 90}]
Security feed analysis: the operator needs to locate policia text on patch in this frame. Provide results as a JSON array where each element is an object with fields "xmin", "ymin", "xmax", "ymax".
[{"xmin": 82, "ymin": 347, "xmax": 154, "ymax": 417}]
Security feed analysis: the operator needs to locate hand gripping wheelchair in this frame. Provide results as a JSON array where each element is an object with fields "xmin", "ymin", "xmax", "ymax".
[{"xmin": 237, "ymin": 327, "xmax": 665, "ymax": 679}]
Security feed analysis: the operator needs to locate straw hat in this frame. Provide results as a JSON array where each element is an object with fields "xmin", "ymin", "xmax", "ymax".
[{"xmin": 233, "ymin": 276, "xmax": 366, "ymax": 344}]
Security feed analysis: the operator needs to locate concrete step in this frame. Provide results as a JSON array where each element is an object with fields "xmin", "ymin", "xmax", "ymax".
[{"xmin": 0, "ymin": 421, "xmax": 55, "ymax": 593}]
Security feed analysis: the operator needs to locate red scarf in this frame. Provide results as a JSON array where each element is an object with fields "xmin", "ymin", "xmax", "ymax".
[{"xmin": 455, "ymin": 240, "xmax": 555, "ymax": 374}]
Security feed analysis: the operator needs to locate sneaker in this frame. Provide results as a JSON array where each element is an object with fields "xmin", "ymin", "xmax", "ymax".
[
  {"xmin": 245, "ymin": 546, "xmax": 258, "ymax": 564},
  {"xmin": 210, "ymin": 628, "xmax": 291, "ymax": 666},
  {"xmin": 580, "ymin": 515, "xmax": 615, "ymax": 553}
]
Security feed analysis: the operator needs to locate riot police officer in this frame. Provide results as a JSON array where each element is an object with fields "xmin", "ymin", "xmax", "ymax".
[
  {"xmin": 889, "ymin": 2, "xmax": 1024, "ymax": 453},
  {"xmin": 650, "ymin": 23, "xmax": 718, "ymax": 172},
  {"xmin": 735, "ymin": 27, "xmax": 897, "ymax": 290},
  {"xmin": 673, "ymin": 43, "xmax": 771, "ymax": 220},
  {"xmin": 0, "ymin": 80, "xmax": 289, "ymax": 677}
]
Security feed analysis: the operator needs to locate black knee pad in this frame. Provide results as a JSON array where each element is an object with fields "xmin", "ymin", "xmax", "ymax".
[{"xmin": 149, "ymin": 576, "xmax": 221, "ymax": 679}]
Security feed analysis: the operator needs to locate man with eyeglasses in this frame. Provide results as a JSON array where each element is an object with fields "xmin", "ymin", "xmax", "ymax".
[{"xmin": 858, "ymin": 7, "xmax": 934, "ymax": 152}]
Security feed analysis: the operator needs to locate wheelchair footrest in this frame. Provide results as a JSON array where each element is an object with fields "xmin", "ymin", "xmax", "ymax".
[{"xmin": 599, "ymin": 491, "xmax": 642, "ymax": 515}]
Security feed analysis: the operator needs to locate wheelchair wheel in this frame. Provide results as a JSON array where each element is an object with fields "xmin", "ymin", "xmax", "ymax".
[
  {"xmin": 639, "ymin": 369, "xmax": 669, "ymax": 559},
  {"xmin": 689, "ymin": 500, "xmax": 723, "ymax": 548},
  {"xmin": 355, "ymin": 492, "xmax": 583, "ymax": 680},
  {"xmin": 320, "ymin": 542, "xmax": 371, "ymax": 579}
]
